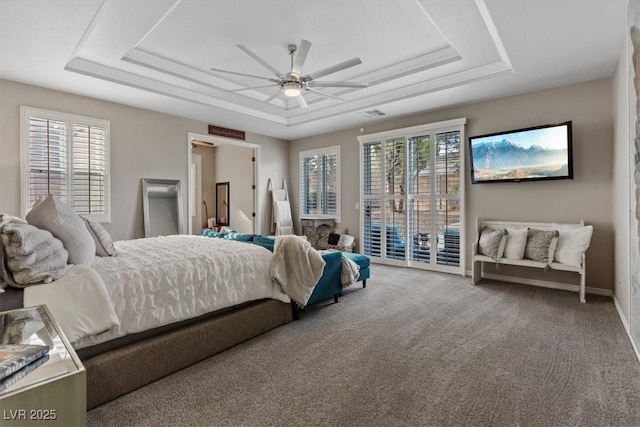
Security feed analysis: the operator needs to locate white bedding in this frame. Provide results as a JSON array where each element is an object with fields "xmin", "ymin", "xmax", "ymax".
[{"xmin": 28, "ymin": 235, "xmax": 289, "ymax": 349}]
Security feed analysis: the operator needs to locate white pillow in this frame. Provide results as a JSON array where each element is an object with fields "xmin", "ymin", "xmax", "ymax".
[
  {"xmin": 83, "ymin": 217, "xmax": 117, "ymax": 257},
  {"xmin": 552, "ymin": 224, "xmax": 593, "ymax": 267},
  {"xmin": 503, "ymin": 227, "xmax": 528, "ymax": 260},
  {"xmin": 26, "ymin": 195, "xmax": 95, "ymax": 265},
  {"xmin": 337, "ymin": 234, "xmax": 355, "ymax": 247}
]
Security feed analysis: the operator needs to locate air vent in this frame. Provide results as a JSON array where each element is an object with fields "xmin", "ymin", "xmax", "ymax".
[{"xmin": 363, "ymin": 109, "xmax": 386, "ymax": 117}]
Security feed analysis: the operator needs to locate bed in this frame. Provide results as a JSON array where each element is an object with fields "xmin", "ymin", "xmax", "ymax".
[
  {"xmin": 1, "ymin": 196, "xmax": 363, "ymax": 409},
  {"xmin": 0, "ymin": 210, "xmax": 296, "ymax": 409}
]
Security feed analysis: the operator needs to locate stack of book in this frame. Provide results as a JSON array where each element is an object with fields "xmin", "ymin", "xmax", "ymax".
[{"xmin": 0, "ymin": 344, "xmax": 50, "ymax": 392}]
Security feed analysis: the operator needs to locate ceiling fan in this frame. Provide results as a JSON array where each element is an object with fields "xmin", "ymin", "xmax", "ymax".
[{"xmin": 210, "ymin": 39, "xmax": 369, "ymax": 108}]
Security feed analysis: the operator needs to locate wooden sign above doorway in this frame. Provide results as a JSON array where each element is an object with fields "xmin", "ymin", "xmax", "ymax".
[{"xmin": 208, "ymin": 124, "xmax": 245, "ymax": 140}]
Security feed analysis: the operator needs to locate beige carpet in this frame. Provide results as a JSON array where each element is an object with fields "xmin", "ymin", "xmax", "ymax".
[{"xmin": 88, "ymin": 265, "xmax": 640, "ymax": 426}]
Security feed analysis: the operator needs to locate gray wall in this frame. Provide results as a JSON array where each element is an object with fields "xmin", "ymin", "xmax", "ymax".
[
  {"xmin": 289, "ymin": 78, "xmax": 614, "ymax": 291},
  {"xmin": 0, "ymin": 78, "xmax": 288, "ymax": 240}
]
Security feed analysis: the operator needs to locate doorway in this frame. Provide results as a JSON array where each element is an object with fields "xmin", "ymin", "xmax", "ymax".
[{"xmin": 186, "ymin": 132, "xmax": 260, "ymax": 234}]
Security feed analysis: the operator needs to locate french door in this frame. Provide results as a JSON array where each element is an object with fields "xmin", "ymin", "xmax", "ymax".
[{"xmin": 359, "ymin": 118, "xmax": 466, "ymax": 274}]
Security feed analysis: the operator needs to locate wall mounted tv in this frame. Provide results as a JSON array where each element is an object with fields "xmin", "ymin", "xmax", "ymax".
[{"xmin": 468, "ymin": 121, "xmax": 573, "ymax": 184}]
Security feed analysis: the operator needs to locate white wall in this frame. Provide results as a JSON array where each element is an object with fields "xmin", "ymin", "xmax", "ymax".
[
  {"xmin": 289, "ymin": 78, "xmax": 615, "ymax": 292},
  {"xmin": 0, "ymin": 79, "xmax": 288, "ymax": 240},
  {"xmin": 613, "ymin": 39, "xmax": 631, "ymax": 326}
]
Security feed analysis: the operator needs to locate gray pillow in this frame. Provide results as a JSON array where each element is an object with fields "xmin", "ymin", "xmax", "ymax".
[
  {"xmin": 83, "ymin": 217, "xmax": 117, "ymax": 257},
  {"xmin": 524, "ymin": 229, "xmax": 559, "ymax": 263},
  {"xmin": 478, "ymin": 226, "xmax": 507, "ymax": 259},
  {"xmin": 26, "ymin": 195, "xmax": 95, "ymax": 265}
]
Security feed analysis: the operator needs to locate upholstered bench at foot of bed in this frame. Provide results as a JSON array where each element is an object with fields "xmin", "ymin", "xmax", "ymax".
[{"xmin": 292, "ymin": 251, "xmax": 371, "ymax": 319}]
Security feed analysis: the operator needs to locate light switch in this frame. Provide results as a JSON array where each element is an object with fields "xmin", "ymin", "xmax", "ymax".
[{"xmin": 355, "ymin": 203, "xmax": 359, "ymax": 210}]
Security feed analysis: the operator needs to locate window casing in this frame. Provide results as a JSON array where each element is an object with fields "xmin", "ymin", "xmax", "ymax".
[
  {"xmin": 20, "ymin": 106, "xmax": 111, "ymax": 222},
  {"xmin": 299, "ymin": 146, "xmax": 340, "ymax": 222}
]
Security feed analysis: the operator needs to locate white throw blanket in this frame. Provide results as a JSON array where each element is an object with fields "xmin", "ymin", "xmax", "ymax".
[
  {"xmin": 271, "ymin": 235, "xmax": 325, "ymax": 306},
  {"xmin": 340, "ymin": 254, "xmax": 360, "ymax": 287}
]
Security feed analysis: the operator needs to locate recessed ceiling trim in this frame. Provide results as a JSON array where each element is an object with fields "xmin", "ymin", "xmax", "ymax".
[
  {"xmin": 122, "ymin": 47, "xmax": 288, "ymax": 109},
  {"xmin": 475, "ymin": 0, "xmax": 512, "ymax": 69},
  {"xmin": 65, "ymin": 56, "xmax": 289, "ymax": 125},
  {"xmin": 287, "ymin": 60, "xmax": 513, "ymax": 127}
]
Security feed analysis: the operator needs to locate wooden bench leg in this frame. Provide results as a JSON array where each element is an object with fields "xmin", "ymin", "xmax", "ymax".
[
  {"xmin": 334, "ymin": 294, "xmax": 339, "ymax": 304},
  {"xmin": 579, "ymin": 273, "xmax": 586, "ymax": 303}
]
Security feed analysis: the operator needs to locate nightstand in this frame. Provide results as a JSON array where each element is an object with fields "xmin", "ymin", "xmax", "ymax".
[{"xmin": 0, "ymin": 305, "xmax": 86, "ymax": 427}]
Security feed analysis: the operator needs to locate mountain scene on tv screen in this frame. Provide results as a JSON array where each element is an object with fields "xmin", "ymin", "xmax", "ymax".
[{"xmin": 472, "ymin": 139, "xmax": 568, "ymax": 181}]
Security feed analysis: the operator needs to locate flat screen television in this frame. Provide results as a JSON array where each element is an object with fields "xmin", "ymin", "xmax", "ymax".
[{"xmin": 468, "ymin": 121, "xmax": 573, "ymax": 184}]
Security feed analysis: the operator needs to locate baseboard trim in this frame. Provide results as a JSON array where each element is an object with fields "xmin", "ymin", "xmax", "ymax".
[
  {"xmin": 612, "ymin": 294, "xmax": 640, "ymax": 364},
  {"xmin": 479, "ymin": 272, "xmax": 612, "ymax": 297}
]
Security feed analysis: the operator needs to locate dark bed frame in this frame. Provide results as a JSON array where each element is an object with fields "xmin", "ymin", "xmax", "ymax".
[
  {"xmin": 0, "ymin": 288, "xmax": 293, "ymax": 410},
  {"xmin": 81, "ymin": 299, "xmax": 292, "ymax": 409}
]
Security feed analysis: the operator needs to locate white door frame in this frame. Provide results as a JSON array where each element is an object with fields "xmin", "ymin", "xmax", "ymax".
[{"xmin": 186, "ymin": 132, "xmax": 261, "ymax": 234}]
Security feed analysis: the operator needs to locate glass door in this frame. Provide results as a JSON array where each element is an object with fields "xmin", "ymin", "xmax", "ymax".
[{"xmin": 359, "ymin": 119, "xmax": 465, "ymax": 274}]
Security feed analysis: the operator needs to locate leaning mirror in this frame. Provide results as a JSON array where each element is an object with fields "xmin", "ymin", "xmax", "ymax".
[
  {"xmin": 216, "ymin": 182, "xmax": 230, "ymax": 226},
  {"xmin": 142, "ymin": 178, "xmax": 184, "ymax": 237}
]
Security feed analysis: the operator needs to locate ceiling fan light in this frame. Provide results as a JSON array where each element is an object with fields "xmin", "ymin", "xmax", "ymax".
[{"xmin": 283, "ymin": 82, "xmax": 301, "ymax": 97}]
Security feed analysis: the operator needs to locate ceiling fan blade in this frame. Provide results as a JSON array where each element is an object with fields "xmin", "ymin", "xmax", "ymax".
[
  {"xmin": 237, "ymin": 44, "xmax": 284, "ymax": 78},
  {"xmin": 210, "ymin": 67, "xmax": 277, "ymax": 82},
  {"xmin": 291, "ymin": 39, "xmax": 311, "ymax": 78},
  {"xmin": 307, "ymin": 81, "xmax": 369, "ymax": 88},
  {"xmin": 297, "ymin": 93, "xmax": 308, "ymax": 108},
  {"xmin": 229, "ymin": 85, "xmax": 276, "ymax": 92},
  {"xmin": 305, "ymin": 87, "xmax": 344, "ymax": 101},
  {"xmin": 305, "ymin": 57, "xmax": 363, "ymax": 81}
]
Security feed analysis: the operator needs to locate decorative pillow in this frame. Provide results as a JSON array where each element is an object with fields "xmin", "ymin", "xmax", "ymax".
[
  {"xmin": 83, "ymin": 217, "xmax": 117, "ymax": 257},
  {"xmin": 524, "ymin": 229, "xmax": 559, "ymax": 263},
  {"xmin": 26, "ymin": 195, "xmax": 95, "ymax": 265},
  {"xmin": 503, "ymin": 227, "xmax": 529, "ymax": 260},
  {"xmin": 327, "ymin": 233, "xmax": 340, "ymax": 245},
  {"xmin": 478, "ymin": 226, "xmax": 507, "ymax": 259},
  {"xmin": 552, "ymin": 224, "xmax": 593, "ymax": 267},
  {"xmin": 337, "ymin": 234, "xmax": 355, "ymax": 248}
]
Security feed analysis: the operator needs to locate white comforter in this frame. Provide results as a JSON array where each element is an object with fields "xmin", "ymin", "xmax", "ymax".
[{"xmin": 29, "ymin": 235, "xmax": 289, "ymax": 349}]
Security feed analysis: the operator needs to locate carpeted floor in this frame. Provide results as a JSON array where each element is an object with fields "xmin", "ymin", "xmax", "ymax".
[{"xmin": 87, "ymin": 265, "xmax": 640, "ymax": 426}]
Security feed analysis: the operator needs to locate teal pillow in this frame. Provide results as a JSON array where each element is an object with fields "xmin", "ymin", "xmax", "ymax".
[
  {"xmin": 252, "ymin": 235, "xmax": 275, "ymax": 252},
  {"xmin": 223, "ymin": 232, "xmax": 255, "ymax": 242},
  {"xmin": 201, "ymin": 229, "xmax": 221, "ymax": 238}
]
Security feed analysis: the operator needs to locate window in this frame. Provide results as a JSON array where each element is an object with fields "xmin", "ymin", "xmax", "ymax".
[
  {"xmin": 359, "ymin": 118, "xmax": 465, "ymax": 274},
  {"xmin": 299, "ymin": 146, "xmax": 340, "ymax": 221},
  {"xmin": 20, "ymin": 106, "xmax": 110, "ymax": 222}
]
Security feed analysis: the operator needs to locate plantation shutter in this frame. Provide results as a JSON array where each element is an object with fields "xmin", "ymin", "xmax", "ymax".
[
  {"xmin": 22, "ymin": 107, "xmax": 110, "ymax": 221},
  {"xmin": 72, "ymin": 123, "xmax": 106, "ymax": 215},
  {"xmin": 299, "ymin": 147, "xmax": 340, "ymax": 220},
  {"xmin": 359, "ymin": 118, "xmax": 465, "ymax": 274},
  {"xmin": 28, "ymin": 117, "xmax": 68, "ymax": 208}
]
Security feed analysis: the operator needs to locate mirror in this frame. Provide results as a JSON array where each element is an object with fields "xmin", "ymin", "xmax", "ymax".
[
  {"xmin": 216, "ymin": 182, "xmax": 230, "ymax": 226},
  {"xmin": 142, "ymin": 178, "xmax": 184, "ymax": 237}
]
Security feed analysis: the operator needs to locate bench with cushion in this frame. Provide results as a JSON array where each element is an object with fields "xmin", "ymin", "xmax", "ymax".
[{"xmin": 471, "ymin": 217, "xmax": 593, "ymax": 303}]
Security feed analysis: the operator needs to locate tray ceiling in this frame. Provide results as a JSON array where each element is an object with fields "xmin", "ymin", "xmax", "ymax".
[{"xmin": 0, "ymin": 0, "xmax": 627, "ymax": 140}]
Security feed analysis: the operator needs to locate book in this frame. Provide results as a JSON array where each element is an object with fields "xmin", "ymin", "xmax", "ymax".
[
  {"xmin": 0, "ymin": 353, "xmax": 49, "ymax": 393},
  {"xmin": 0, "ymin": 344, "xmax": 49, "ymax": 381}
]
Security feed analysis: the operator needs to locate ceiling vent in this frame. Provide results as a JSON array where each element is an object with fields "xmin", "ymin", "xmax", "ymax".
[{"xmin": 363, "ymin": 109, "xmax": 386, "ymax": 118}]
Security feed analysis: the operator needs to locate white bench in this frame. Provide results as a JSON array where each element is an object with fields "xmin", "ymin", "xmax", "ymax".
[{"xmin": 471, "ymin": 218, "xmax": 591, "ymax": 303}]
